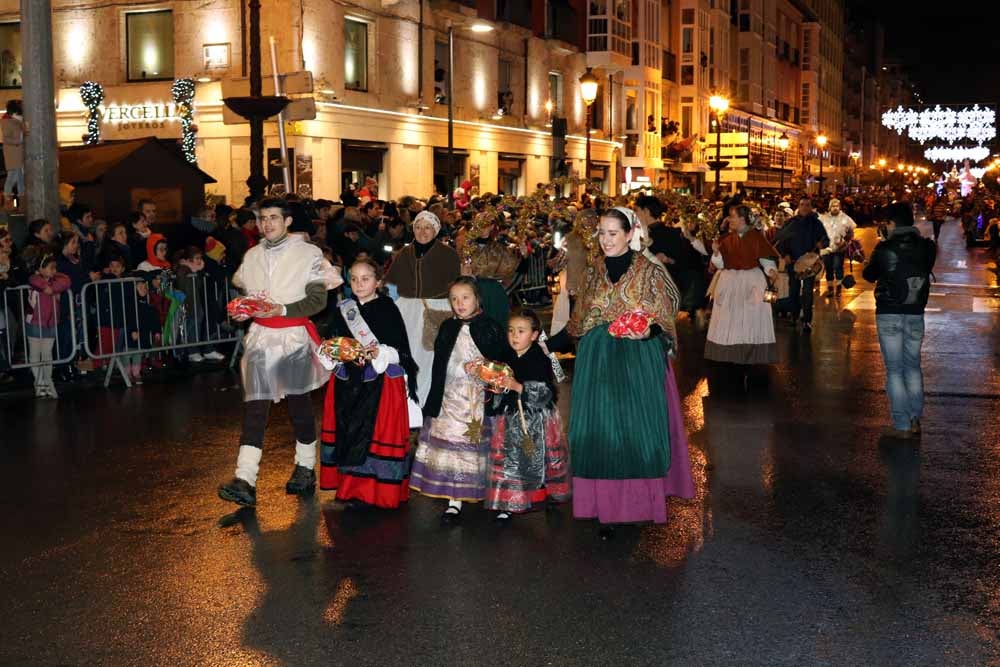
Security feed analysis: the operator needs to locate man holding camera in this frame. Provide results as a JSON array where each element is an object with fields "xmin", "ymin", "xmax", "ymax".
[{"xmin": 863, "ymin": 203, "xmax": 937, "ymax": 440}]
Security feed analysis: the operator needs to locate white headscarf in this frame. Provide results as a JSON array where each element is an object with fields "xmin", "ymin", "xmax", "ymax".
[
  {"xmin": 613, "ymin": 206, "xmax": 644, "ymax": 252},
  {"xmin": 413, "ymin": 210, "xmax": 441, "ymax": 235}
]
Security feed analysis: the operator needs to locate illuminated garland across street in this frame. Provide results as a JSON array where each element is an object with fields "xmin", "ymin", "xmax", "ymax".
[
  {"xmin": 923, "ymin": 145, "xmax": 991, "ymax": 163},
  {"xmin": 79, "ymin": 81, "xmax": 104, "ymax": 145},
  {"xmin": 882, "ymin": 104, "xmax": 996, "ymax": 144},
  {"xmin": 171, "ymin": 78, "xmax": 197, "ymax": 163}
]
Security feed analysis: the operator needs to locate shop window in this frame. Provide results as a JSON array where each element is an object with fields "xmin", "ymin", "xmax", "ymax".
[
  {"xmin": 498, "ymin": 157, "xmax": 523, "ymax": 196},
  {"xmin": 0, "ymin": 23, "xmax": 21, "ymax": 89},
  {"xmin": 344, "ymin": 18, "xmax": 368, "ymax": 92},
  {"xmin": 126, "ymin": 11, "xmax": 174, "ymax": 81}
]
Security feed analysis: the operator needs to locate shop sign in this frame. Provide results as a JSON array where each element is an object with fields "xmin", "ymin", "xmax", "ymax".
[{"xmin": 100, "ymin": 102, "xmax": 182, "ymax": 130}]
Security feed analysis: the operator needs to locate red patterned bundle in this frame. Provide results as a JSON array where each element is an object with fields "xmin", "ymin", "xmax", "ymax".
[
  {"xmin": 318, "ymin": 337, "xmax": 366, "ymax": 363},
  {"xmin": 227, "ymin": 294, "xmax": 277, "ymax": 319},
  {"xmin": 608, "ymin": 310, "xmax": 653, "ymax": 338}
]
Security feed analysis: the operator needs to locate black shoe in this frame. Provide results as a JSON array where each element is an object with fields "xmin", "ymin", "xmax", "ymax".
[
  {"xmin": 285, "ymin": 465, "xmax": 316, "ymax": 495},
  {"xmin": 801, "ymin": 321, "xmax": 813, "ymax": 333},
  {"xmin": 218, "ymin": 478, "xmax": 257, "ymax": 507},
  {"xmin": 598, "ymin": 525, "xmax": 616, "ymax": 541},
  {"xmin": 494, "ymin": 511, "xmax": 512, "ymax": 524}
]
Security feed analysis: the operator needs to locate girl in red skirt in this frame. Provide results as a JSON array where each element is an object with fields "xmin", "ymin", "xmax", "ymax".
[{"xmin": 319, "ymin": 258, "xmax": 420, "ymax": 509}]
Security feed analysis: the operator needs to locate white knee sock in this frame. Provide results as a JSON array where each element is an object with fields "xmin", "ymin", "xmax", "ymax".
[
  {"xmin": 294, "ymin": 441, "xmax": 317, "ymax": 469},
  {"xmin": 235, "ymin": 445, "xmax": 263, "ymax": 486}
]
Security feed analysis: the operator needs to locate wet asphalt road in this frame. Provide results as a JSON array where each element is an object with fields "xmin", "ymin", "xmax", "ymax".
[{"xmin": 2, "ymin": 219, "xmax": 1000, "ymax": 666}]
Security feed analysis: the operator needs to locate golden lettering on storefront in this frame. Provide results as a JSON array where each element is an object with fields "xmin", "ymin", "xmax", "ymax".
[{"xmin": 100, "ymin": 102, "xmax": 182, "ymax": 130}]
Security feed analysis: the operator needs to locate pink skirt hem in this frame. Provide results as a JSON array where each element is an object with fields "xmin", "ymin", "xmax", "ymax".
[{"xmin": 572, "ymin": 360, "xmax": 695, "ymax": 525}]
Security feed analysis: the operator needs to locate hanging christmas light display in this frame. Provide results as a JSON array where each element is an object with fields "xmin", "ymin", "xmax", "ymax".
[
  {"xmin": 79, "ymin": 81, "xmax": 104, "ymax": 145},
  {"xmin": 881, "ymin": 104, "xmax": 996, "ymax": 144},
  {"xmin": 923, "ymin": 145, "xmax": 991, "ymax": 163},
  {"xmin": 171, "ymin": 78, "xmax": 197, "ymax": 163}
]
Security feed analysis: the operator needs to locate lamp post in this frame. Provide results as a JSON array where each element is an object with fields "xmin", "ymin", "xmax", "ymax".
[
  {"xmin": 850, "ymin": 151, "xmax": 861, "ymax": 192},
  {"xmin": 446, "ymin": 21, "xmax": 494, "ymax": 205},
  {"xmin": 878, "ymin": 157, "xmax": 887, "ymax": 183},
  {"xmin": 816, "ymin": 133, "xmax": 828, "ymax": 196},
  {"xmin": 708, "ymin": 94, "xmax": 729, "ymax": 200},
  {"xmin": 579, "ymin": 67, "xmax": 599, "ymax": 189},
  {"xmin": 778, "ymin": 131, "xmax": 789, "ymax": 197}
]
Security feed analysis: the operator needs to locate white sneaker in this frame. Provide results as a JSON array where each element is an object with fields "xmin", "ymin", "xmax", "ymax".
[
  {"xmin": 203, "ymin": 351, "xmax": 225, "ymax": 361},
  {"xmin": 188, "ymin": 353, "xmax": 204, "ymax": 362}
]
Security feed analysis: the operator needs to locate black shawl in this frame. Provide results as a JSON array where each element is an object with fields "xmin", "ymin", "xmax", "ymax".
[
  {"xmin": 326, "ymin": 294, "xmax": 419, "ymax": 467},
  {"xmin": 495, "ymin": 342, "xmax": 557, "ymax": 412},
  {"xmin": 423, "ymin": 311, "xmax": 508, "ymax": 418}
]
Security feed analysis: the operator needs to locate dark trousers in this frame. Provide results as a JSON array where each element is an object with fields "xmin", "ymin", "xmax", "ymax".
[
  {"xmin": 823, "ymin": 252, "xmax": 846, "ymax": 282},
  {"xmin": 788, "ymin": 272, "xmax": 815, "ymax": 323},
  {"xmin": 931, "ymin": 219, "xmax": 943, "ymax": 242},
  {"xmin": 241, "ymin": 393, "xmax": 316, "ymax": 448}
]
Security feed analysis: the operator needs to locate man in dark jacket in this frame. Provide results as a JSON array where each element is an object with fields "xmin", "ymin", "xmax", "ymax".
[
  {"xmin": 929, "ymin": 196, "xmax": 949, "ymax": 243},
  {"xmin": 774, "ymin": 196, "xmax": 829, "ymax": 331},
  {"xmin": 862, "ymin": 202, "xmax": 937, "ymax": 439}
]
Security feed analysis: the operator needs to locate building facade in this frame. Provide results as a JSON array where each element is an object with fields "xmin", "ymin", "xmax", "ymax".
[{"xmin": 0, "ymin": 0, "xmax": 620, "ymax": 205}]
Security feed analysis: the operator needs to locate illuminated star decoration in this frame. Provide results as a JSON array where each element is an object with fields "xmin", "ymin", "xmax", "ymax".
[
  {"xmin": 171, "ymin": 78, "xmax": 197, "ymax": 163},
  {"xmin": 79, "ymin": 81, "xmax": 104, "ymax": 145}
]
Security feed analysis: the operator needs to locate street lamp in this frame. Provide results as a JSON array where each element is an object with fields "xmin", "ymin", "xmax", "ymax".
[
  {"xmin": 446, "ymin": 20, "xmax": 494, "ymax": 204},
  {"xmin": 579, "ymin": 67, "xmax": 599, "ymax": 189},
  {"xmin": 778, "ymin": 131, "xmax": 789, "ymax": 197},
  {"xmin": 878, "ymin": 157, "xmax": 887, "ymax": 183},
  {"xmin": 708, "ymin": 94, "xmax": 730, "ymax": 199},
  {"xmin": 816, "ymin": 133, "xmax": 828, "ymax": 195},
  {"xmin": 850, "ymin": 151, "xmax": 861, "ymax": 192}
]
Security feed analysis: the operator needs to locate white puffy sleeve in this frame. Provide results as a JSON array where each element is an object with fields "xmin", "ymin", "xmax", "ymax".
[{"xmin": 370, "ymin": 344, "xmax": 400, "ymax": 375}]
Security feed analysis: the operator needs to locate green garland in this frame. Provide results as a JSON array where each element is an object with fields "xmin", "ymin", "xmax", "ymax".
[
  {"xmin": 79, "ymin": 81, "xmax": 103, "ymax": 145},
  {"xmin": 171, "ymin": 78, "xmax": 197, "ymax": 163}
]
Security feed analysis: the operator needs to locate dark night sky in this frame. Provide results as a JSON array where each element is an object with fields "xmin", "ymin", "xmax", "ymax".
[{"xmin": 852, "ymin": 1, "xmax": 1000, "ymax": 105}]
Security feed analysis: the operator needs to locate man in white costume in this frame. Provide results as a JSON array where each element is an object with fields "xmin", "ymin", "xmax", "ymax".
[
  {"xmin": 218, "ymin": 198, "xmax": 341, "ymax": 507},
  {"xmin": 818, "ymin": 198, "xmax": 857, "ymax": 295}
]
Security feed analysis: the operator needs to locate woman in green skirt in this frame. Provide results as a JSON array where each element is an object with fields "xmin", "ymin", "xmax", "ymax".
[{"xmin": 568, "ymin": 207, "xmax": 693, "ymax": 539}]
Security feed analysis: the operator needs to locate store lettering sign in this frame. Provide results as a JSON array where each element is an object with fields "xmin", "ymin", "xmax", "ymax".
[{"xmin": 100, "ymin": 102, "xmax": 182, "ymax": 130}]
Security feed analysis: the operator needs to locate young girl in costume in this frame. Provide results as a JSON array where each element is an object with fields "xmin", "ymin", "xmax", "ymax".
[
  {"xmin": 318, "ymin": 257, "xmax": 420, "ymax": 510},
  {"xmin": 410, "ymin": 276, "xmax": 506, "ymax": 522},
  {"xmin": 485, "ymin": 308, "xmax": 571, "ymax": 522}
]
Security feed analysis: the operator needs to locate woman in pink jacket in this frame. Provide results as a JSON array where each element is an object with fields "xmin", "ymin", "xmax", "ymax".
[{"xmin": 26, "ymin": 248, "xmax": 71, "ymax": 398}]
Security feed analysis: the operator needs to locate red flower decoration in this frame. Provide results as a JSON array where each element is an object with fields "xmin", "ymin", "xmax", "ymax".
[
  {"xmin": 608, "ymin": 310, "xmax": 652, "ymax": 338},
  {"xmin": 227, "ymin": 294, "xmax": 277, "ymax": 319}
]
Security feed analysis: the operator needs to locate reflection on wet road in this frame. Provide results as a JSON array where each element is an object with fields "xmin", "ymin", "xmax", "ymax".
[{"xmin": 2, "ymin": 220, "xmax": 998, "ymax": 664}]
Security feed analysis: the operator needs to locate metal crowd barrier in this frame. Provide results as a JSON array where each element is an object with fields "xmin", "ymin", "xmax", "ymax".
[
  {"xmin": 1, "ymin": 285, "xmax": 78, "ymax": 370},
  {"xmin": 80, "ymin": 273, "xmax": 242, "ymax": 388}
]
